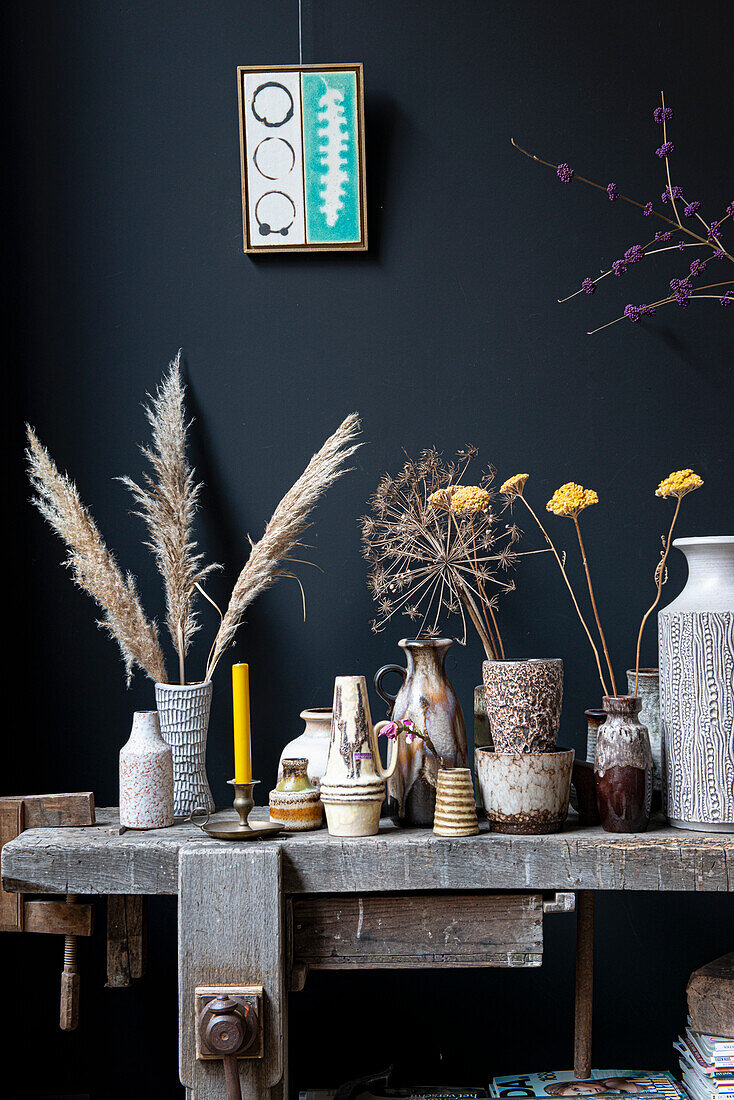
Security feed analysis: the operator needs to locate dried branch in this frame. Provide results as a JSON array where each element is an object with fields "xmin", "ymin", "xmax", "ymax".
[
  {"xmin": 205, "ymin": 413, "xmax": 362, "ymax": 681},
  {"xmin": 26, "ymin": 426, "xmax": 168, "ymax": 685},
  {"xmin": 119, "ymin": 351, "xmax": 218, "ymax": 684},
  {"xmin": 512, "ymin": 91, "xmax": 734, "ymax": 333}
]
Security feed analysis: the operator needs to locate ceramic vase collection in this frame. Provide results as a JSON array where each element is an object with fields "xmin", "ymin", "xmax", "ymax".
[
  {"xmin": 320, "ymin": 675, "xmax": 399, "ymax": 837},
  {"xmin": 269, "ymin": 758, "xmax": 323, "ymax": 831},
  {"xmin": 278, "ymin": 708, "xmax": 332, "ymax": 789},
  {"xmin": 433, "ymin": 768, "xmax": 479, "ymax": 837},
  {"xmin": 155, "ymin": 681, "xmax": 215, "ymax": 819},
  {"xmin": 119, "ymin": 711, "xmax": 174, "ymax": 829},
  {"xmin": 374, "ymin": 638, "xmax": 467, "ymax": 826},
  {"xmin": 658, "ymin": 536, "xmax": 734, "ymax": 832},
  {"xmin": 594, "ymin": 696, "xmax": 653, "ymax": 833}
]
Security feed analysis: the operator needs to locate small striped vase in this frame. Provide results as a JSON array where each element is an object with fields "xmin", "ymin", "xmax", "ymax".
[{"xmin": 433, "ymin": 767, "xmax": 479, "ymax": 837}]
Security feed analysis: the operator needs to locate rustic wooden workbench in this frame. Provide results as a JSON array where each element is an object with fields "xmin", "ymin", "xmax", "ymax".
[{"xmin": 2, "ymin": 808, "xmax": 733, "ymax": 1100}]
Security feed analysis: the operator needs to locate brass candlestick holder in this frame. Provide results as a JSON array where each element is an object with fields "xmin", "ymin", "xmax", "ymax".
[{"xmin": 191, "ymin": 780, "xmax": 285, "ymax": 841}]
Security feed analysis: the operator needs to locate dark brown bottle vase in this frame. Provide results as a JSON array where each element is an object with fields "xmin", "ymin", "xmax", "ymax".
[{"xmin": 594, "ymin": 695, "xmax": 653, "ymax": 833}]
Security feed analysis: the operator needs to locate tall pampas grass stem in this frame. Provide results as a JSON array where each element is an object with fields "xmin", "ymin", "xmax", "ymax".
[{"xmin": 205, "ymin": 413, "xmax": 362, "ymax": 681}]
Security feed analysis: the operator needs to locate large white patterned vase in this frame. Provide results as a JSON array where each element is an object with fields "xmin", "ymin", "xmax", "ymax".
[
  {"xmin": 155, "ymin": 681, "xmax": 215, "ymax": 819},
  {"xmin": 658, "ymin": 536, "xmax": 734, "ymax": 832}
]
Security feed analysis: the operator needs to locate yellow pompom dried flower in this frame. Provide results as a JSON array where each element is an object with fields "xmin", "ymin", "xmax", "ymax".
[
  {"xmin": 655, "ymin": 469, "xmax": 703, "ymax": 499},
  {"xmin": 427, "ymin": 486, "xmax": 457, "ymax": 510},
  {"xmin": 450, "ymin": 485, "xmax": 491, "ymax": 514},
  {"xmin": 500, "ymin": 473, "xmax": 529, "ymax": 497},
  {"xmin": 546, "ymin": 482, "xmax": 599, "ymax": 518}
]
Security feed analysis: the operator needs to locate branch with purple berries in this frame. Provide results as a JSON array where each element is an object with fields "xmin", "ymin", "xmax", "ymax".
[
  {"xmin": 513, "ymin": 92, "xmax": 733, "ymax": 332},
  {"xmin": 378, "ymin": 717, "xmax": 447, "ymax": 769}
]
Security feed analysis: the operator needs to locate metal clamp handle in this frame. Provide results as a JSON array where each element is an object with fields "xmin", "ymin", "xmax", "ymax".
[{"xmin": 374, "ymin": 664, "xmax": 406, "ymax": 712}]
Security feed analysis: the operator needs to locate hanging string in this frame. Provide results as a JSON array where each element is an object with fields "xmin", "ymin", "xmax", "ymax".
[{"xmin": 298, "ymin": 0, "xmax": 303, "ymax": 64}]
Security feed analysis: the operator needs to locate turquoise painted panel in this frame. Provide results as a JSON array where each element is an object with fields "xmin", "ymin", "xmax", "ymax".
[{"xmin": 301, "ymin": 71, "xmax": 361, "ymax": 244}]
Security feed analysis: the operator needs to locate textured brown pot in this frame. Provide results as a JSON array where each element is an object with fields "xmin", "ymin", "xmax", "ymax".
[
  {"xmin": 475, "ymin": 747, "xmax": 574, "ymax": 834},
  {"xmin": 481, "ymin": 659, "xmax": 563, "ymax": 754},
  {"xmin": 433, "ymin": 768, "xmax": 479, "ymax": 837}
]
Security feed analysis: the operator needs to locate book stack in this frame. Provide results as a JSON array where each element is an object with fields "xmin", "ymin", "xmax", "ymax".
[
  {"xmin": 676, "ymin": 1028, "xmax": 734, "ymax": 1100},
  {"xmin": 489, "ymin": 1071, "xmax": 685, "ymax": 1099}
]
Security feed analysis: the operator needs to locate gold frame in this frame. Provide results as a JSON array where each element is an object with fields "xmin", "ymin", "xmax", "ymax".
[{"xmin": 237, "ymin": 63, "xmax": 368, "ymax": 254}]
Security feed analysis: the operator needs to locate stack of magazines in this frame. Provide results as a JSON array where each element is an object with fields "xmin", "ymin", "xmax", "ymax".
[
  {"xmin": 675, "ymin": 1027, "xmax": 734, "ymax": 1100},
  {"xmin": 489, "ymin": 1071, "xmax": 685, "ymax": 1098}
]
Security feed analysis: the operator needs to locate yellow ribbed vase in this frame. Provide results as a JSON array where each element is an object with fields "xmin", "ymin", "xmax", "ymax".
[{"xmin": 433, "ymin": 767, "xmax": 479, "ymax": 836}]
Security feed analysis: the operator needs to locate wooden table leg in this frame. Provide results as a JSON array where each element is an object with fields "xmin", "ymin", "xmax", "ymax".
[
  {"xmin": 574, "ymin": 890, "xmax": 595, "ymax": 1079},
  {"xmin": 178, "ymin": 844, "xmax": 286, "ymax": 1100}
]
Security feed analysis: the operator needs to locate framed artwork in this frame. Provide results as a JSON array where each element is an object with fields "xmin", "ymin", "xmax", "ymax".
[{"xmin": 237, "ymin": 64, "xmax": 367, "ymax": 253}]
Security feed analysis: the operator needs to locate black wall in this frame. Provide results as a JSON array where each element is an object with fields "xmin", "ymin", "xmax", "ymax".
[{"xmin": 6, "ymin": 1, "xmax": 733, "ymax": 1097}]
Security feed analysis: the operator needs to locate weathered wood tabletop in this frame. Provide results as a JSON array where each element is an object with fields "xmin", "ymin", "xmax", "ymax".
[
  {"xmin": 3, "ymin": 806, "xmax": 733, "ymax": 895},
  {"xmin": 3, "ymin": 809, "xmax": 732, "ymax": 1100}
]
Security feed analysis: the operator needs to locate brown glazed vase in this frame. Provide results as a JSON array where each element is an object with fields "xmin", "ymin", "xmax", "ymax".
[
  {"xmin": 374, "ymin": 638, "xmax": 467, "ymax": 827},
  {"xmin": 594, "ymin": 696, "xmax": 653, "ymax": 833},
  {"xmin": 481, "ymin": 659, "xmax": 563, "ymax": 754}
]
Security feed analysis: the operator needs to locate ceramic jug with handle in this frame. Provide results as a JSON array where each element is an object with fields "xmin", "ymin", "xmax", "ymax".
[
  {"xmin": 320, "ymin": 675, "xmax": 399, "ymax": 836},
  {"xmin": 375, "ymin": 638, "xmax": 468, "ymax": 826}
]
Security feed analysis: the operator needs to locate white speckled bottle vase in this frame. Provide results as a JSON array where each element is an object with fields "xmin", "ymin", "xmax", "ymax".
[
  {"xmin": 119, "ymin": 711, "xmax": 174, "ymax": 829},
  {"xmin": 155, "ymin": 681, "xmax": 215, "ymax": 819},
  {"xmin": 658, "ymin": 536, "xmax": 734, "ymax": 832}
]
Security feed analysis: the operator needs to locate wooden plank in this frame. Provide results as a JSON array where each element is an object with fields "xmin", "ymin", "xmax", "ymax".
[
  {"xmin": 1, "ymin": 809, "xmax": 195, "ymax": 895},
  {"xmin": 278, "ymin": 820, "xmax": 734, "ymax": 894},
  {"xmin": 22, "ymin": 899, "xmax": 93, "ymax": 936},
  {"xmin": 2, "ymin": 808, "xmax": 734, "ymax": 897},
  {"xmin": 687, "ymin": 952, "xmax": 734, "ymax": 1038},
  {"xmin": 292, "ymin": 893, "xmax": 543, "ymax": 969},
  {"xmin": 178, "ymin": 842, "xmax": 286, "ymax": 1100},
  {"xmin": 106, "ymin": 895, "xmax": 147, "ymax": 987},
  {"xmin": 2, "ymin": 792, "xmax": 95, "ymax": 827},
  {"xmin": 0, "ymin": 800, "xmax": 23, "ymax": 931}
]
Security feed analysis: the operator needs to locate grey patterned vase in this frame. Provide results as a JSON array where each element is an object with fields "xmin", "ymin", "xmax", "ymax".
[
  {"xmin": 374, "ymin": 638, "xmax": 468, "ymax": 827},
  {"xmin": 482, "ymin": 659, "xmax": 563, "ymax": 754},
  {"xmin": 626, "ymin": 668, "xmax": 662, "ymax": 792},
  {"xmin": 658, "ymin": 536, "xmax": 734, "ymax": 832},
  {"xmin": 155, "ymin": 681, "xmax": 215, "ymax": 819}
]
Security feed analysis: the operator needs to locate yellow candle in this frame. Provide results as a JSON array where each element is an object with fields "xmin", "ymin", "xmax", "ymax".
[{"xmin": 232, "ymin": 662, "xmax": 252, "ymax": 784}]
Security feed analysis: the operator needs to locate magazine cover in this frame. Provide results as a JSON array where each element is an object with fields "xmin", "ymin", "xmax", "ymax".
[{"xmin": 490, "ymin": 1071, "xmax": 685, "ymax": 1098}]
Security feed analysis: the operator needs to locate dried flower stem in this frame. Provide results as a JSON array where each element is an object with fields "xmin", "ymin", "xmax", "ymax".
[
  {"xmin": 120, "ymin": 352, "xmax": 218, "ymax": 684},
  {"xmin": 26, "ymin": 427, "xmax": 168, "ymax": 685},
  {"xmin": 633, "ymin": 496, "xmax": 681, "ymax": 694},
  {"xmin": 587, "ymin": 281, "xmax": 733, "ymax": 334},
  {"xmin": 448, "ymin": 510, "xmax": 499, "ymax": 659},
  {"xmin": 515, "ymin": 496, "xmax": 609, "ymax": 695},
  {"xmin": 573, "ymin": 517, "xmax": 617, "ymax": 695},
  {"xmin": 511, "ymin": 138, "xmax": 729, "ymax": 259},
  {"xmin": 660, "ymin": 92, "xmax": 682, "ymax": 229},
  {"xmin": 205, "ymin": 413, "xmax": 361, "ymax": 681}
]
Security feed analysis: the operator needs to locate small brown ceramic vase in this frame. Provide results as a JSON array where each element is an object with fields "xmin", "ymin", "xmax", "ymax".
[
  {"xmin": 594, "ymin": 696, "xmax": 653, "ymax": 834},
  {"xmin": 269, "ymin": 758, "xmax": 323, "ymax": 831},
  {"xmin": 482, "ymin": 658, "xmax": 563, "ymax": 754},
  {"xmin": 433, "ymin": 768, "xmax": 479, "ymax": 837}
]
